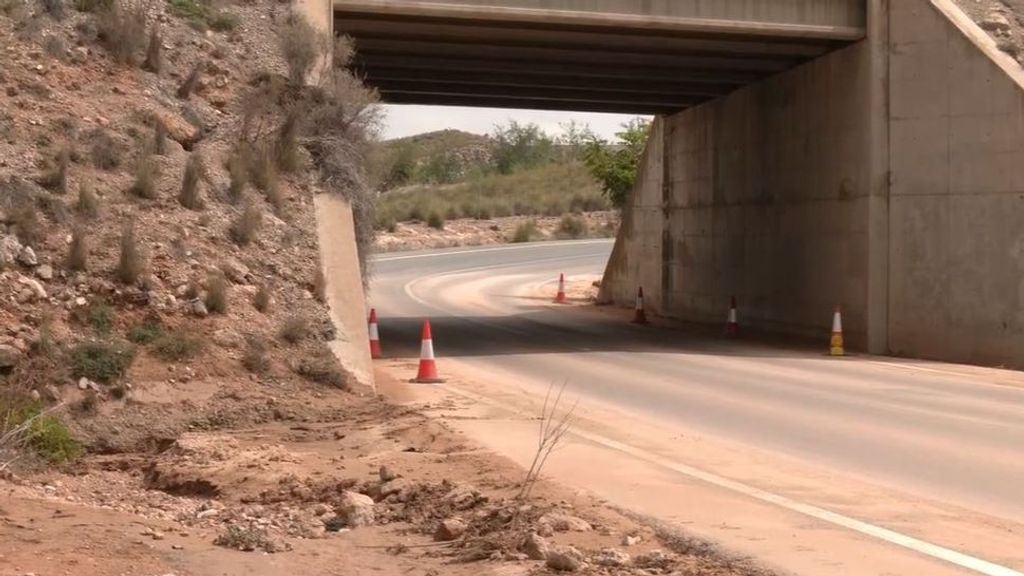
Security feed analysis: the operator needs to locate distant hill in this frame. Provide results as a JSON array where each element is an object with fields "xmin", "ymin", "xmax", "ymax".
[{"xmin": 370, "ymin": 129, "xmax": 495, "ymax": 189}]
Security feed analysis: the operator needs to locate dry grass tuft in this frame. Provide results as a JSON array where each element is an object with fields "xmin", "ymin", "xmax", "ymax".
[
  {"xmin": 252, "ymin": 283, "xmax": 271, "ymax": 313},
  {"xmin": 38, "ymin": 147, "xmax": 69, "ymax": 194},
  {"xmin": 142, "ymin": 24, "xmax": 161, "ymax": 73},
  {"xmin": 278, "ymin": 315, "xmax": 309, "ymax": 344},
  {"xmin": 128, "ymin": 148, "xmax": 158, "ymax": 199},
  {"xmin": 177, "ymin": 61, "xmax": 203, "ymax": 99},
  {"xmin": 66, "ymin": 225, "xmax": 88, "ymax": 271},
  {"xmin": 178, "ymin": 152, "xmax": 204, "ymax": 210},
  {"xmin": 116, "ymin": 219, "xmax": 145, "ymax": 284},
  {"xmin": 241, "ymin": 334, "xmax": 270, "ymax": 374},
  {"xmin": 313, "ymin": 267, "xmax": 326, "ymax": 302},
  {"xmin": 229, "ymin": 201, "xmax": 262, "ymax": 246},
  {"xmin": 90, "ymin": 129, "xmax": 122, "ymax": 170},
  {"xmin": 76, "ymin": 182, "xmax": 99, "ymax": 218},
  {"xmin": 96, "ymin": 0, "xmax": 147, "ymax": 66},
  {"xmin": 226, "ymin": 145, "xmax": 249, "ymax": 204},
  {"xmin": 153, "ymin": 120, "xmax": 168, "ymax": 155},
  {"xmin": 204, "ymin": 271, "xmax": 228, "ymax": 314},
  {"xmin": 279, "ymin": 16, "xmax": 318, "ymax": 86}
]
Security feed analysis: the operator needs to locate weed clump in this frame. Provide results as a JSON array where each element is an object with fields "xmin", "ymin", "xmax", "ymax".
[
  {"xmin": 116, "ymin": 220, "xmax": 145, "ymax": 284},
  {"xmin": 127, "ymin": 317, "xmax": 164, "ymax": 344},
  {"xmin": 229, "ymin": 202, "xmax": 262, "ymax": 246},
  {"xmin": 68, "ymin": 341, "xmax": 134, "ymax": 383},
  {"xmin": 39, "ymin": 147, "xmax": 69, "ymax": 194},
  {"xmin": 76, "ymin": 183, "xmax": 99, "ymax": 218},
  {"xmin": 66, "ymin": 225, "xmax": 88, "ymax": 271},
  {"xmin": 90, "ymin": 129, "xmax": 122, "ymax": 170},
  {"xmin": 241, "ymin": 334, "xmax": 270, "ymax": 374},
  {"xmin": 252, "ymin": 283, "xmax": 271, "ymax": 313},
  {"xmin": 177, "ymin": 62, "xmax": 203, "ymax": 99},
  {"xmin": 557, "ymin": 214, "xmax": 587, "ymax": 239},
  {"xmin": 151, "ymin": 330, "xmax": 205, "ymax": 361},
  {"xmin": 278, "ymin": 315, "xmax": 308, "ymax": 344},
  {"xmin": 128, "ymin": 149, "xmax": 158, "ymax": 199},
  {"xmin": 426, "ymin": 211, "xmax": 444, "ymax": 230},
  {"xmin": 204, "ymin": 271, "xmax": 228, "ymax": 314},
  {"xmin": 96, "ymin": 0, "xmax": 147, "ymax": 66},
  {"xmin": 294, "ymin": 349, "xmax": 348, "ymax": 389},
  {"xmin": 512, "ymin": 220, "xmax": 537, "ymax": 243},
  {"xmin": 179, "ymin": 152, "xmax": 204, "ymax": 209}
]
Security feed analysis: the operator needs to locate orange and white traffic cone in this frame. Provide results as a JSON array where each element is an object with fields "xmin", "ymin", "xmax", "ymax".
[
  {"xmin": 554, "ymin": 273, "xmax": 567, "ymax": 304},
  {"xmin": 725, "ymin": 296, "xmax": 739, "ymax": 337},
  {"xmin": 368, "ymin": 308, "xmax": 382, "ymax": 359},
  {"xmin": 632, "ymin": 287, "xmax": 648, "ymax": 325},
  {"xmin": 411, "ymin": 319, "xmax": 444, "ymax": 383},
  {"xmin": 829, "ymin": 306, "xmax": 845, "ymax": 356}
]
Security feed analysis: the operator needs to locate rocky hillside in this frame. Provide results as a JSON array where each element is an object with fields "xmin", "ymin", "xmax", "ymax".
[
  {"xmin": 956, "ymin": 0, "xmax": 1024, "ymax": 60},
  {"xmin": 0, "ymin": 0, "xmax": 375, "ymax": 457},
  {"xmin": 371, "ymin": 128, "xmax": 494, "ymax": 189}
]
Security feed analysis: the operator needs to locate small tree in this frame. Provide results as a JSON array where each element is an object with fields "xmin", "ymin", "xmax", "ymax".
[
  {"xmin": 582, "ymin": 118, "xmax": 651, "ymax": 209},
  {"xmin": 492, "ymin": 121, "xmax": 554, "ymax": 175}
]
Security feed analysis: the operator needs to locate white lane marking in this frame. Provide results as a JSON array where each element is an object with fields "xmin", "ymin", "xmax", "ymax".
[
  {"xmin": 374, "ymin": 239, "xmax": 613, "ymax": 262},
  {"xmin": 443, "ymin": 385, "xmax": 1024, "ymax": 576}
]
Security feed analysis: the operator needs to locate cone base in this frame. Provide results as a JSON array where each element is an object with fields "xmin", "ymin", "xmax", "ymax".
[
  {"xmin": 632, "ymin": 317, "xmax": 649, "ymax": 325},
  {"xmin": 829, "ymin": 348, "xmax": 845, "ymax": 357},
  {"xmin": 410, "ymin": 377, "xmax": 446, "ymax": 384},
  {"xmin": 554, "ymin": 295, "xmax": 567, "ymax": 304}
]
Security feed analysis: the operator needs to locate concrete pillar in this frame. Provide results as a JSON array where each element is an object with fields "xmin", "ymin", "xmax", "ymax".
[{"xmin": 865, "ymin": 0, "xmax": 891, "ymax": 354}]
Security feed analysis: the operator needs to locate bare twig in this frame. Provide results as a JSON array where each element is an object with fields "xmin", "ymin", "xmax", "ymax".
[{"xmin": 517, "ymin": 381, "xmax": 577, "ymax": 501}]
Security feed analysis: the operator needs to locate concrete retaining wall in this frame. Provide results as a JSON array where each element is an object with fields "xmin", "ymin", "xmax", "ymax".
[{"xmin": 605, "ymin": 0, "xmax": 1024, "ymax": 365}]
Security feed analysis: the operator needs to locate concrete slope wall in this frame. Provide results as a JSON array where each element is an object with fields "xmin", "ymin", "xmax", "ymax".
[
  {"xmin": 603, "ymin": 6, "xmax": 887, "ymax": 348},
  {"xmin": 888, "ymin": 0, "xmax": 1024, "ymax": 365}
]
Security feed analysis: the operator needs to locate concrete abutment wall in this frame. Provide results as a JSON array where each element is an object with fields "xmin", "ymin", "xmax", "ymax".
[{"xmin": 603, "ymin": 0, "xmax": 1024, "ymax": 367}]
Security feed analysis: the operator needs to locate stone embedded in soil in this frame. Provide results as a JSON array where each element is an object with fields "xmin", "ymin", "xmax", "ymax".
[
  {"xmin": 335, "ymin": 490, "xmax": 375, "ymax": 527},
  {"xmin": 36, "ymin": 264, "xmax": 53, "ymax": 280},
  {"xmin": 593, "ymin": 548, "xmax": 630, "ymax": 567},
  {"xmin": 433, "ymin": 517, "xmax": 467, "ymax": 542},
  {"xmin": 521, "ymin": 532, "xmax": 550, "ymax": 561},
  {"xmin": 17, "ymin": 245, "xmax": 37, "ymax": 266},
  {"xmin": 538, "ymin": 512, "xmax": 592, "ymax": 533},
  {"xmin": 0, "ymin": 344, "xmax": 20, "ymax": 369},
  {"xmin": 379, "ymin": 465, "xmax": 396, "ymax": 482},
  {"xmin": 633, "ymin": 549, "xmax": 672, "ymax": 570},
  {"xmin": 622, "ymin": 534, "xmax": 641, "ymax": 546},
  {"xmin": 982, "ymin": 11, "xmax": 1012, "ymax": 31},
  {"xmin": 546, "ymin": 545, "xmax": 585, "ymax": 572}
]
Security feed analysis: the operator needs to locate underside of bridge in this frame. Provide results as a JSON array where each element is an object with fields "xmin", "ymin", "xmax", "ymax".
[{"xmin": 333, "ymin": 0, "xmax": 866, "ymax": 114}]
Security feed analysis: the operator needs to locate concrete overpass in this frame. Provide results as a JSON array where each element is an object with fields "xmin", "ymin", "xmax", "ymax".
[
  {"xmin": 314, "ymin": 0, "xmax": 1024, "ymax": 369},
  {"xmin": 332, "ymin": 0, "xmax": 867, "ymax": 114}
]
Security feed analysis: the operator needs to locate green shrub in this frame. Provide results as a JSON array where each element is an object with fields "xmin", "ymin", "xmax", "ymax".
[
  {"xmin": 127, "ymin": 318, "xmax": 164, "ymax": 344},
  {"xmin": 28, "ymin": 414, "xmax": 79, "ymax": 463},
  {"xmin": 151, "ymin": 330, "xmax": 205, "ymax": 361},
  {"xmin": 89, "ymin": 301, "xmax": 114, "ymax": 335},
  {"xmin": 426, "ymin": 211, "xmax": 444, "ymax": 230},
  {"xmin": 68, "ymin": 341, "xmax": 135, "ymax": 383}
]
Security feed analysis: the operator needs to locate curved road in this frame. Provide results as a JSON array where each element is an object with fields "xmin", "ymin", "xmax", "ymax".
[{"xmin": 371, "ymin": 240, "xmax": 1024, "ymax": 576}]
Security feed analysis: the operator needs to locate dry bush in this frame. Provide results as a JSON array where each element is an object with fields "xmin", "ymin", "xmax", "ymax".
[
  {"xmin": 76, "ymin": 182, "xmax": 99, "ymax": 218},
  {"xmin": 252, "ymin": 283, "xmax": 271, "ymax": 312},
  {"xmin": 177, "ymin": 61, "xmax": 203, "ymax": 99},
  {"xmin": 277, "ymin": 314, "xmax": 308, "ymax": 344},
  {"xmin": 153, "ymin": 120, "xmax": 168, "ymax": 155},
  {"xmin": 294, "ymin": 347, "xmax": 348, "ymax": 389},
  {"xmin": 42, "ymin": 0, "xmax": 65, "ymax": 19},
  {"xmin": 96, "ymin": 0, "xmax": 147, "ymax": 66},
  {"xmin": 179, "ymin": 152, "xmax": 204, "ymax": 209},
  {"xmin": 226, "ymin": 145, "xmax": 249, "ymax": 203},
  {"xmin": 90, "ymin": 129, "xmax": 121, "ymax": 170},
  {"xmin": 44, "ymin": 35, "xmax": 67, "ymax": 60},
  {"xmin": 241, "ymin": 334, "xmax": 270, "ymax": 373},
  {"xmin": 142, "ymin": 24, "xmax": 161, "ymax": 73},
  {"xmin": 275, "ymin": 110, "xmax": 301, "ymax": 172},
  {"xmin": 313, "ymin": 267, "xmax": 326, "ymax": 302},
  {"xmin": 512, "ymin": 220, "xmax": 537, "ymax": 243},
  {"xmin": 116, "ymin": 219, "xmax": 145, "ymax": 284},
  {"xmin": 66, "ymin": 225, "xmax": 88, "ymax": 271},
  {"xmin": 10, "ymin": 201, "xmax": 41, "ymax": 247},
  {"xmin": 204, "ymin": 271, "xmax": 228, "ymax": 314},
  {"xmin": 229, "ymin": 202, "xmax": 262, "ymax": 246},
  {"xmin": 279, "ymin": 16, "xmax": 319, "ymax": 86},
  {"xmin": 39, "ymin": 147, "xmax": 69, "ymax": 194},
  {"xmin": 128, "ymin": 149, "xmax": 158, "ymax": 199},
  {"xmin": 557, "ymin": 213, "xmax": 587, "ymax": 239}
]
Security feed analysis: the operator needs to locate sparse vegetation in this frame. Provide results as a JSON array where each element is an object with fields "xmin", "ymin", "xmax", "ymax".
[
  {"xmin": 252, "ymin": 283, "xmax": 271, "ymax": 312},
  {"xmin": 557, "ymin": 214, "xmax": 587, "ymax": 239},
  {"xmin": 204, "ymin": 271, "xmax": 228, "ymax": 314},
  {"xmin": 179, "ymin": 152, "xmax": 204, "ymax": 210},
  {"xmin": 241, "ymin": 334, "xmax": 270, "ymax": 374},
  {"xmin": 76, "ymin": 183, "xmax": 99, "ymax": 218},
  {"xmin": 313, "ymin": 267, "xmax": 326, "ymax": 302},
  {"xmin": 66, "ymin": 225, "xmax": 88, "ymax": 271},
  {"xmin": 226, "ymin": 146, "xmax": 249, "ymax": 203},
  {"xmin": 10, "ymin": 200, "xmax": 42, "ymax": 247},
  {"xmin": 1, "ymin": 395, "xmax": 80, "ymax": 464},
  {"xmin": 151, "ymin": 330, "xmax": 205, "ymax": 361},
  {"xmin": 278, "ymin": 314, "xmax": 309, "ymax": 344},
  {"xmin": 90, "ymin": 128, "xmax": 122, "ymax": 170},
  {"xmin": 128, "ymin": 149, "xmax": 158, "ymax": 199},
  {"xmin": 39, "ymin": 147, "xmax": 69, "ymax": 194},
  {"xmin": 280, "ymin": 16, "xmax": 319, "ymax": 86},
  {"xmin": 68, "ymin": 340, "xmax": 135, "ymax": 383},
  {"xmin": 214, "ymin": 524, "xmax": 277, "ymax": 553},
  {"xmin": 142, "ymin": 25, "xmax": 161, "ymax": 73},
  {"xmin": 426, "ymin": 211, "xmax": 444, "ymax": 230},
  {"xmin": 96, "ymin": 0, "xmax": 147, "ymax": 66},
  {"xmin": 582, "ymin": 118, "xmax": 651, "ymax": 209},
  {"xmin": 512, "ymin": 220, "xmax": 537, "ymax": 243},
  {"xmin": 116, "ymin": 220, "xmax": 145, "ymax": 284},
  {"xmin": 294, "ymin": 347, "xmax": 348, "ymax": 389},
  {"xmin": 229, "ymin": 202, "xmax": 262, "ymax": 246},
  {"xmin": 88, "ymin": 301, "xmax": 114, "ymax": 335},
  {"xmin": 177, "ymin": 62, "xmax": 203, "ymax": 99},
  {"xmin": 42, "ymin": 0, "xmax": 66, "ymax": 19},
  {"xmin": 126, "ymin": 317, "xmax": 164, "ymax": 344}
]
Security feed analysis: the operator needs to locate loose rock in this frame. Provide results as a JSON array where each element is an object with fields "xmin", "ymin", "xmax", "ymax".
[
  {"xmin": 334, "ymin": 490, "xmax": 375, "ymax": 528},
  {"xmin": 521, "ymin": 532, "xmax": 549, "ymax": 561},
  {"xmin": 546, "ymin": 545, "xmax": 584, "ymax": 572},
  {"xmin": 433, "ymin": 517, "xmax": 467, "ymax": 542}
]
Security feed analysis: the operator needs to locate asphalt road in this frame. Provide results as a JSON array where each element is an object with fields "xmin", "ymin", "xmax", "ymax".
[{"xmin": 370, "ymin": 239, "xmax": 1024, "ymax": 574}]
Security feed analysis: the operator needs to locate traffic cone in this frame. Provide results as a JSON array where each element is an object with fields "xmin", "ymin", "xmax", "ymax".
[
  {"xmin": 367, "ymin": 308, "xmax": 382, "ymax": 359},
  {"xmin": 632, "ymin": 287, "xmax": 648, "ymax": 325},
  {"xmin": 725, "ymin": 296, "xmax": 739, "ymax": 337},
  {"xmin": 411, "ymin": 319, "xmax": 444, "ymax": 383},
  {"xmin": 554, "ymin": 273, "xmax": 567, "ymax": 304},
  {"xmin": 829, "ymin": 306, "xmax": 845, "ymax": 356}
]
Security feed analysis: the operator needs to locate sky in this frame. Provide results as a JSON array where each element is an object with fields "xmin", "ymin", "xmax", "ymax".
[{"xmin": 379, "ymin": 104, "xmax": 650, "ymax": 141}]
